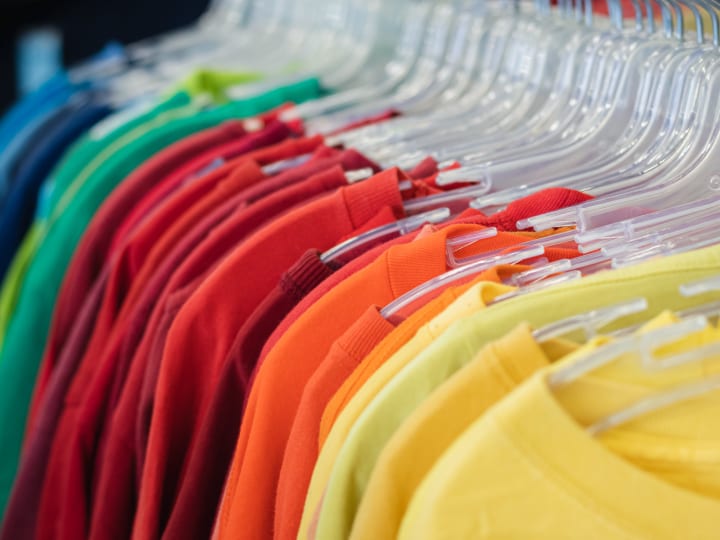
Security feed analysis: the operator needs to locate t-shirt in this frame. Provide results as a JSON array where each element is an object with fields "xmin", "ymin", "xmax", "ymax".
[
  {"xmin": 48, "ymin": 127, "xmax": 303, "ymax": 418},
  {"xmin": 0, "ymin": 73, "xmax": 86, "ymax": 170},
  {"xmin": 0, "ymin": 91, "xmax": 189, "ymax": 346},
  {"xmin": 302, "ymin": 243, "xmax": 720, "ymax": 539},
  {"xmin": 298, "ymin": 243, "xmax": 577, "ymax": 540},
  {"xmin": 0, "ymin": 77, "xmax": 323, "ymax": 521},
  {"xmin": 215, "ymin": 224, "xmax": 554, "ymax": 540},
  {"xmin": 350, "ymin": 324, "xmax": 577, "ymax": 540},
  {"xmin": 130, "ymin": 169, "xmax": 408, "ymax": 540},
  {"xmin": 398, "ymin": 315, "xmax": 720, "ymax": 540},
  {"xmin": 0, "ymin": 73, "xmax": 95, "ymax": 207},
  {"xmin": 1, "ymin": 75, "xmax": 318, "ymax": 344},
  {"xmin": 0, "ymin": 100, "xmax": 77, "ymax": 215}
]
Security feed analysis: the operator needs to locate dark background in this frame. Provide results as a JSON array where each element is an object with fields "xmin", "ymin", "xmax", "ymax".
[{"xmin": 0, "ymin": 0, "xmax": 212, "ymax": 112}]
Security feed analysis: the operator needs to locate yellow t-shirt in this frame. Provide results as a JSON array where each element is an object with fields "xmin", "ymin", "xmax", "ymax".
[
  {"xmin": 399, "ymin": 314, "xmax": 720, "ymax": 539},
  {"xmin": 350, "ymin": 324, "xmax": 578, "ymax": 540},
  {"xmin": 301, "ymin": 244, "xmax": 720, "ymax": 540}
]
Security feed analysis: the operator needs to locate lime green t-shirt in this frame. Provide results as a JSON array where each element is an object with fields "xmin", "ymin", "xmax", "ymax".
[
  {"xmin": 304, "ymin": 243, "xmax": 720, "ymax": 540},
  {"xmin": 0, "ymin": 73, "xmax": 322, "ymax": 517}
]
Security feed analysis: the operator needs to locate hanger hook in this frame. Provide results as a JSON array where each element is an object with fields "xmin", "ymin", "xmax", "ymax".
[
  {"xmin": 606, "ymin": 0, "xmax": 622, "ymax": 29},
  {"xmin": 698, "ymin": 0, "xmax": 720, "ymax": 47},
  {"xmin": 654, "ymin": 0, "xmax": 676, "ymax": 37},
  {"xmin": 676, "ymin": 0, "xmax": 705, "ymax": 43},
  {"xmin": 666, "ymin": 0, "xmax": 686, "ymax": 41},
  {"xmin": 612, "ymin": 0, "xmax": 645, "ymax": 29},
  {"xmin": 642, "ymin": 0, "xmax": 655, "ymax": 33},
  {"xmin": 629, "ymin": 0, "xmax": 646, "ymax": 31},
  {"xmin": 584, "ymin": 0, "xmax": 594, "ymax": 26}
]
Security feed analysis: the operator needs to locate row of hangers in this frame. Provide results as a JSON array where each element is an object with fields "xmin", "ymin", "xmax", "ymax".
[{"xmin": 64, "ymin": 0, "xmax": 720, "ymax": 436}]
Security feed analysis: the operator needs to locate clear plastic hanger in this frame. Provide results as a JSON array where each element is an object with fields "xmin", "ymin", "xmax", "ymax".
[
  {"xmin": 533, "ymin": 297, "xmax": 650, "ymax": 342},
  {"xmin": 86, "ymin": 0, "xmax": 302, "ymax": 103},
  {"xmin": 571, "ymin": 193, "xmax": 720, "ymax": 254},
  {"xmin": 607, "ymin": 212, "xmax": 720, "ymax": 268},
  {"xmin": 467, "ymin": 43, "xmax": 718, "ymax": 217},
  {"xmin": 152, "ymin": 0, "xmax": 363, "ymax": 82},
  {"xmin": 548, "ymin": 314, "xmax": 709, "ymax": 387},
  {"xmin": 506, "ymin": 248, "xmax": 613, "ymax": 288},
  {"xmin": 382, "ymin": 1, "xmax": 696, "ymax": 266},
  {"xmin": 609, "ymin": 275, "xmax": 720, "ymax": 337},
  {"xmin": 588, "ymin": 364, "xmax": 720, "ymax": 435},
  {"xmin": 380, "ymin": 244, "xmax": 548, "ymax": 319},
  {"xmin": 423, "ymin": 0, "xmax": 660, "ymax": 172},
  {"xmin": 104, "ymin": 0, "xmax": 407, "ymax": 105},
  {"xmin": 328, "ymin": 1, "xmax": 500, "ymax": 150},
  {"xmin": 489, "ymin": 270, "xmax": 584, "ymax": 303},
  {"xmin": 680, "ymin": 274, "xmax": 720, "ymax": 297},
  {"xmin": 121, "ymin": 0, "xmax": 252, "ymax": 65},
  {"xmin": 318, "ymin": 0, "xmax": 572, "ymax": 144},
  {"xmin": 320, "ymin": 207, "xmax": 452, "ymax": 265},
  {"xmin": 445, "ymin": 229, "xmax": 578, "ymax": 268},
  {"xmin": 338, "ymin": 2, "xmax": 549, "ymax": 154},
  {"xmin": 214, "ymin": 0, "xmax": 400, "ymax": 91}
]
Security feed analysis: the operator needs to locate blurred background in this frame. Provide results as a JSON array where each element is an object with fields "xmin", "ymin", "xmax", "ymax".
[
  {"xmin": 0, "ymin": 0, "xmax": 211, "ymax": 113},
  {"xmin": 0, "ymin": 0, "xmax": 710, "ymax": 116}
]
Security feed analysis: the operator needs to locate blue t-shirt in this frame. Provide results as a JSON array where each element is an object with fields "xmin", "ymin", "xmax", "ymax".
[{"xmin": 0, "ymin": 97, "xmax": 112, "ymax": 283}]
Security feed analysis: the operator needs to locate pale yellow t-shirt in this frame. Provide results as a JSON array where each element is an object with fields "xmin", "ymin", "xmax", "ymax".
[{"xmin": 399, "ymin": 314, "xmax": 720, "ymax": 540}]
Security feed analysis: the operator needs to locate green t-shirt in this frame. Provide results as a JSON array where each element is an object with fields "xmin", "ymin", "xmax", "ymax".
[{"xmin": 0, "ymin": 72, "xmax": 322, "ymax": 517}]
